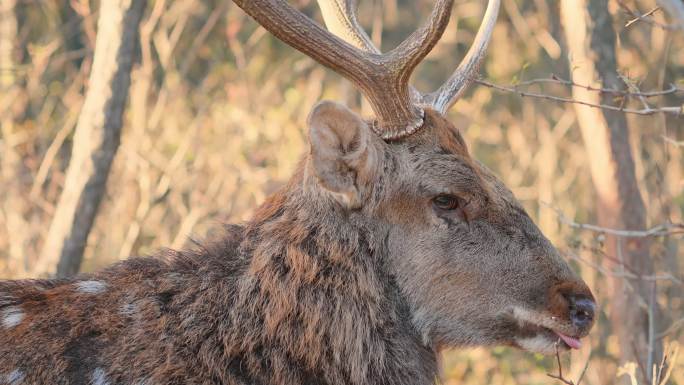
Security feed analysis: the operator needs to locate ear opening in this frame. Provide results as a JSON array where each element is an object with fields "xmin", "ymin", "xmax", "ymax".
[{"xmin": 307, "ymin": 101, "xmax": 378, "ymax": 209}]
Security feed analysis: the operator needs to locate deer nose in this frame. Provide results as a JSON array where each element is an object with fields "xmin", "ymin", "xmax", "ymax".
[
  {"xmin": 547, "ymin": 280, "xmax": 596, "ymax": 333},
  {"xmin": 567, "ymin": 295, "xmax": 595, "ymax": 330}
]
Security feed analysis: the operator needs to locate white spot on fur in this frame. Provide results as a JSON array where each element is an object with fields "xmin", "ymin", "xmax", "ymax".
[
  {"xmin": 1, "ymin": 306, "xmax": 24, "ymax": 329},
  {"xmin": 75, "ymin": 280, "xmax": 107, "ymax": 294},
  {"xmin": 516, "ymin": 335, "xmax": 557, "ymax": 355},
  {"xmin": 5, "ymin": 369, "xmax": 25, "ymax": 384},
  {"xmin": 92, "ymin": 368, "xmax": 109, "ymax": 385}
]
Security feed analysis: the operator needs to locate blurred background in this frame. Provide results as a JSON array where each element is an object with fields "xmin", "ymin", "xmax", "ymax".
[{"xmin": 0, "ymin": 0, "xmax": 682, "ymax": 384}]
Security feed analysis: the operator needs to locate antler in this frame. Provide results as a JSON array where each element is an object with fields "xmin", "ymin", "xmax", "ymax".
[
  {"xmin": 233, "ymin": 0, "xmax": 454, "ymax": 139},
  {"xmin": 234, "ymin": 0, "xmax": 499, "ymax": 138},
  {"xmin": 423, "ymin": 0, "xmax": 500, "ymax": 113},
  {"xmin": 318, "ymin": 0, "xmax": 501, "ymax": 114},
  {"xmin": 316, "ymin": 0, "xmax": 379, "ymax": 54}
]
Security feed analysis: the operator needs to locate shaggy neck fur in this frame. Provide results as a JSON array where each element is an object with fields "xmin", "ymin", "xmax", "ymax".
[
  {"xmin": 223, "ymin": 166, "xmax": 437, "ymax": 384},
  {"xmin": 0, "ymin": 164, "xmax": 436, "ymax": 385}
]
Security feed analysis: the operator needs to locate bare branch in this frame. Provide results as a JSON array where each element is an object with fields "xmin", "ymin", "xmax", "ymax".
[
  {"xmin": 617, "ymin": 0, "xmax": 683, "ymax": 30},
  {"xmin": 563, "ymin": 249, "xmax": 683, "ymax": 284},
  {"xmin": 511, "ymin": 74, "xmax": 683, "ymax": 97},
  {"xmin": 656, "ymin": 317, "xmax": 684, "ymax": 338},
  {"xmin": 475, "ymin": 78, "xmax": 684, "ymax": 116},
  {"xmin": 662, "ymin": 135, "xmax": 684, "ymax": 147},
  {"xmin": 547, "ymin": 342, "xmax": 585, "ymax": 385},
  {"xmin": 625, "ymin": 6, "xmax": 661, "ymax": 28},
  {"xmin": 655, "ymin": 342, "xmax": 679, "ymax": 385},
  {"xmin": 541, "ymin": 203, "xmax": 684, "ymax": 238},
  {"xmin": 548, "ymin": 346, "xmax": 591, "ymax": 385},
  {"xmin": 576, "ymin": 356, "xmax": 590, "ymax": 385},
  {"xmin": 424, "ymin": 0, "xmax": 501, "ymax": 113}
]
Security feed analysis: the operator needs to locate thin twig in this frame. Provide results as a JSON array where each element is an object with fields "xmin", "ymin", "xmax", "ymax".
[
  {"xmin": 625, "ymin": 6, "xmax": 661, "ymax": 28},
  {"xmin": 576, "ymin": 355, "xmax": 591, "ymax": 385},
  {"xmin": 617, "ymin": 0, "xmax": 683, "ymax": 30},
  {"xmin": 579, "ymin": 244, "xmax": 638, "ymax": 275},
  {"xmin": 618, "ymin": 73, "xmax": 652, "ymax": 111},
  {"xmin": 656, "ymin": 317, "xmax": 684, "ymax": 338},
  {"xmin": 512, "ymin": 74, "xmax": 683, "ymax": 97},
  {"xmin": 563, "ymin": 249, "xmax": 682, "ymax": 284},
  {"xmin": 662, "ymin": 135, "xmax": 684, "ymax": 147},
  {"xmin": 474, "ymin": 79, "xmax": 684, "ymax": 116},
  {"xmin": 547, "ymin": 341, "xmax": 582, "ymax": 385},
  {"xmin": 542, "ymin": 203, "xmax": 684, "ymax": 238},
  {"xmin": 657, "ymin": 342, "xmax": 679, "ymax": 385}
]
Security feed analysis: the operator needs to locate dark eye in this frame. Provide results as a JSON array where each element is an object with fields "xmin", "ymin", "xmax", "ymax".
[
  {"xmin": 432, "ymin": 194, "xmax": 472, "ymax": 222},
  {"xmin": 432, "ymin": 195, "xmax": 461, "ymax": 211}
]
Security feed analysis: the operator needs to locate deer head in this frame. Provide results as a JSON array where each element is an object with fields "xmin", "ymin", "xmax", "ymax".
[{"xmin": 233, "ymin": 0, "xmax": 595, "ymax": 355}]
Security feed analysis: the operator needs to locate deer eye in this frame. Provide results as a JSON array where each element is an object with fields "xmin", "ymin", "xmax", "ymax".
[
  {"xmin": 432, "ymin": 194, "xmax": 472, "ymax": 222},
  {"xmin": 432, "ymin": 195, "xmax": 461, "ymax": 211}
]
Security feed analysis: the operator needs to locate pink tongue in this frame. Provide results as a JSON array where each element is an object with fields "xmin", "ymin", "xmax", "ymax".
[{"xmin": 555, "ymin": 331, "xmax": 582, "ymax": 349}]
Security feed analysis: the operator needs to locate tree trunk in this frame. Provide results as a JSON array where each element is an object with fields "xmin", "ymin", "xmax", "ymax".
[
  {"xmin": 559, "ymin": 0, "xmax": 661, "ymax": 382},
  {"xmin": 0, "ymin": 0, "xmax": 30, "ymax": 277},
  {"xmin": 34, "ymin": 0, "xmax": 147, "ymax": 278}
]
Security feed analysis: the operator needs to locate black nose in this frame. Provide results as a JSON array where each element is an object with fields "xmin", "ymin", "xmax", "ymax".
[{"xmin": 568, "ymin": 296, "xmax": 595, "ymax": 330}]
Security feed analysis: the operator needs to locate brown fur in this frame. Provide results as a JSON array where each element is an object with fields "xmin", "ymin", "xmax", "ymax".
[{"xmin": 0, "ymin": 104, "xmax": 594, "ymax": 384}]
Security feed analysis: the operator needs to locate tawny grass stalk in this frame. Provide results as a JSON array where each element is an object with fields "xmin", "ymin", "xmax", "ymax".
[{"xmin": 559, "ymin": 0, "xmax": 661, "ymax": 382}]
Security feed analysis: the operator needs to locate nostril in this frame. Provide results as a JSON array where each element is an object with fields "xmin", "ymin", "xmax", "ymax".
[
  {"xmin": 568, "ymin": 297, "xmax": 595, "ymax": 329},
  {"xmin": 549, "ymin": 281, "xmax": 596, "ymax": 331}
]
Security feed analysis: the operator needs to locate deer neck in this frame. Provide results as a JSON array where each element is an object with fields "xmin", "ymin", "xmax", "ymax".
[{"xmin": 225, "ymin": 170, "xmax": 437, "ymax": 385}]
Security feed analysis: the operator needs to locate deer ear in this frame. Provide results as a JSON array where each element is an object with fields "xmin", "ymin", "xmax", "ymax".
[{"xmin": 308, "ymin": 101, "xmax": 378, "ymax": 209}]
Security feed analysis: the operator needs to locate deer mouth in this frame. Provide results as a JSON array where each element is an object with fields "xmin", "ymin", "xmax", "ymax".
[
  {"xmin": 508, "ymin": 307, "xmax": 584, "ymax": 354},
  {"xmin": 514, "ymin": 324, "xmax": 582, "ymax": 353},
  {"xmin": 553, "ymin": 330, "xmax": 582, "ymax": 349}
]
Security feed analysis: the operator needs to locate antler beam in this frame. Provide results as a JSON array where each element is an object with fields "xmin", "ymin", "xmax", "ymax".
[
  {"xmin": 235, "ymin": 0, "xmax": 499, "ymax": 138},
  {"xmin": 233, "ymin": 0, "xmax": 454, "ymax": 139}
]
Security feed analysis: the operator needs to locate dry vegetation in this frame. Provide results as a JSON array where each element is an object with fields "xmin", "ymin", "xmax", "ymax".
[{"xmin": 0, "ymin": 0, "xmax": 683, "ymax": 384}]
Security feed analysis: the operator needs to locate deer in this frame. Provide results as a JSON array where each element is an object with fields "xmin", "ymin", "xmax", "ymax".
[{"xmin": 0, "ymin": 0, "xmax": 596, "ymax": 384}]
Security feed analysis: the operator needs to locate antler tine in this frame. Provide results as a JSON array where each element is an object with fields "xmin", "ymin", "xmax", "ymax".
[
  {"xmin": 424, "ymin": 0, "xmax": 500, "ymax": 113},
  {"xmin": 316, "ymin": 0, "xmax": 379, "ymax": 54},
  {"xmin": 386, "ymin": 0, "xmax": 453, "ymax": 82}
]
